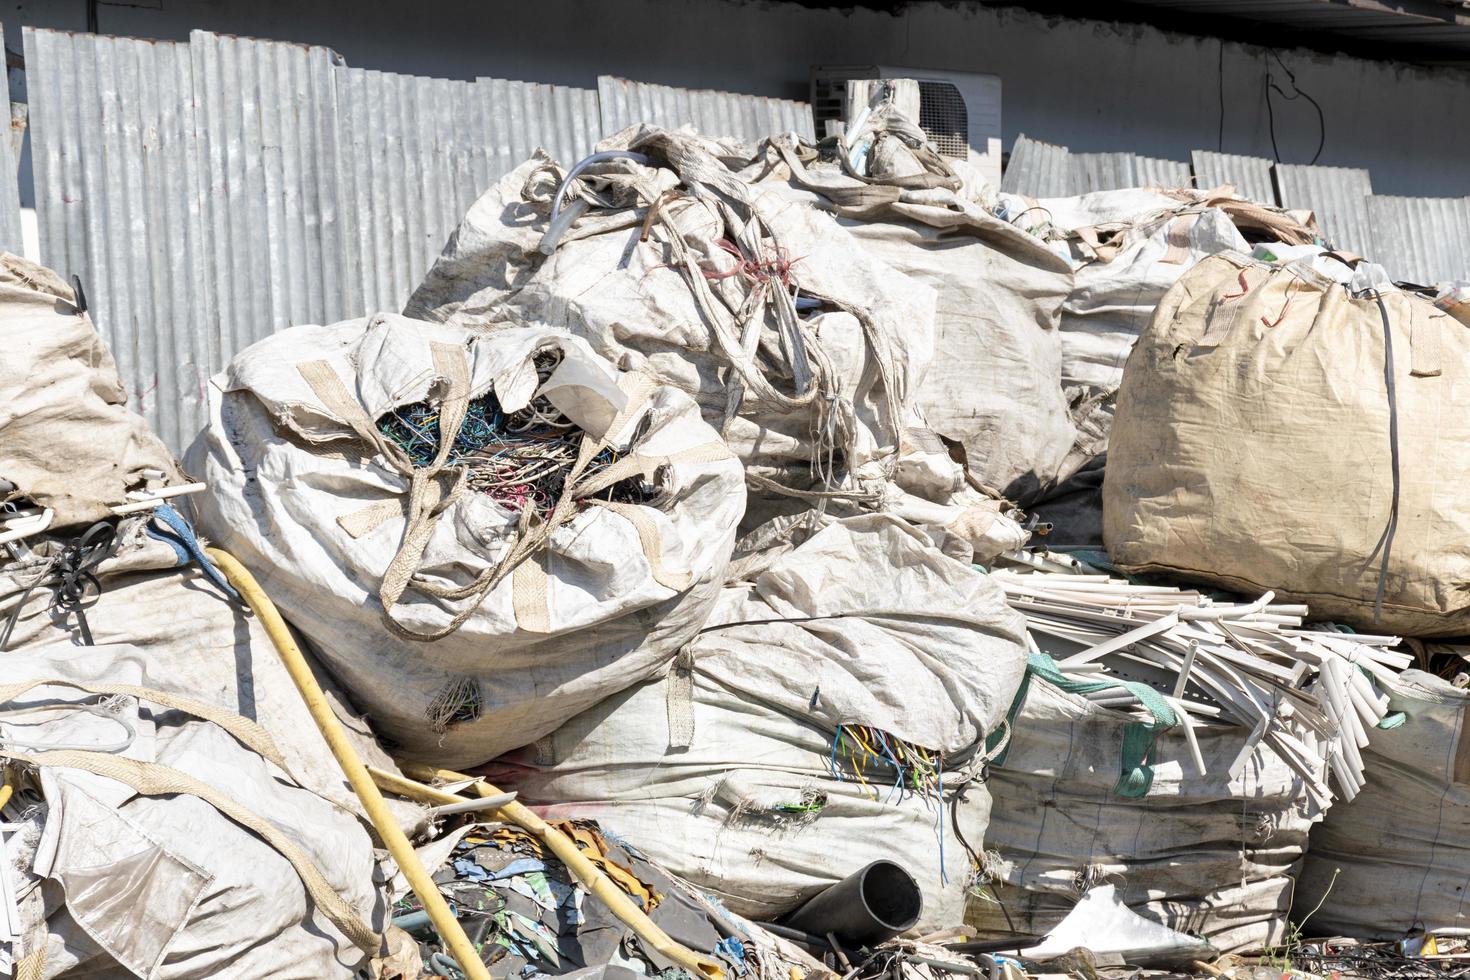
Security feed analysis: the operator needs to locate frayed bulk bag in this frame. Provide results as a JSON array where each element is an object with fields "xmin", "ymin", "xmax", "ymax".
[
  {"xmin": 1105, "ymin": 253, "xmax": 1469, "ymax": 635},
  {"xmin": 407, "ymin": 132, "xmax": 936, "ymax": 510},
  {"xmin": 758, "ymin": 106, "xmax": 1077, "ymax": 502},
  {"xmin": 487, "ymin": 514, "xmax": 1030, "ymax": 927},
  {"xmin": 1, "ymin": 643, "xmax": 388, "ymax": 979},
  {"xmin": 0, "ymin": 254, "xmax": 186, "ymax": 528},
  {"xmin": 1296, "ymin": 670, "xmax": 1470, "ymax": 937},
  {"xmin": 190, "ymin": 314, "xmax": 744, "ymax": 766},
  {"xmin": 972, "ymin": 664, "xmax": 1321, "ymax": 954}
]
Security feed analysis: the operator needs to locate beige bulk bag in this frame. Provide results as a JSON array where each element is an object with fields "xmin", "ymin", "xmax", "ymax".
[
  {"xmin": 1295, "ymin": 670, "xmax": 1470, "ymax": 937},
  {"xmin": 0, "ymin": 254, "xmax": 186, "ymax": 528},
  {"xmin": 189, "ymin": 314, "xmax": 745, "ymax": 767},
  {"xmin": 1104, "ymin": 252, "xmax": 1468, "ymax": 635}
]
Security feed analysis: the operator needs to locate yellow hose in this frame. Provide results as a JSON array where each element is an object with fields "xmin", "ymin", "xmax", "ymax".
[
  {"xmin": 375, "ymin": 763, "xmax": 725, "ymax": 980},
  {"xmin": 205, "ymin": 548, "xmax": 492, "ymax": 980}
]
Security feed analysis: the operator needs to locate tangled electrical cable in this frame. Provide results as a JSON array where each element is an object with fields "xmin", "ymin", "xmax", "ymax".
[{"xmin": 376, "ymin": 357, "xmax": 658, "ymax": 520}]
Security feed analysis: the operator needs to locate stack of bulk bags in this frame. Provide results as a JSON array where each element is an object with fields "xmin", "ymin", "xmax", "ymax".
[
  {"xmin": 1105, "ymin": 252, "xmax": 1470, "ymax": 634},
  {"xmin": 484, "ymin": 514, "xmax": 1030, "ymax": 928},
  {"xmin": 190, "ymin": 315, "xmax": 745, "ymax": 766},
  {"xmin": 971, "ymin": 663, "xmax": 1323, "ymax": 954},
  {"xmin": 0, "ymin": 257, "xmax": 404, "ymax": 978},
  {"xmin": 406, "ymin": 131, "xmax": 940, "ymax": 511},
  {"xmin": 0, "ymin": 252, "xmax": 404, "ymax": 820},
  {"xmin": 406, "ymin": 127, "xmax": 1029, "ymax": 557},
  {"xmin": 754, "ymin": 104, "xmax": 1078, "ymax": 503},
  {"xmin": 995, "ymin": 188, "xmax": 1248, "ymax": 409},
  {"xmin": 1296, "ymin": 670, "xmax": 1470, "ymax": 937},
  {"xmin": 1, "ymin": 644, "xmax": 391, "ymax": 979}
]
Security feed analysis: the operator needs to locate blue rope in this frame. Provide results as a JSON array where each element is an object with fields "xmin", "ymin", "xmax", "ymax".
[{"xmin": 145, "ymin": 504, "xmax": 238, "ymax": 600}]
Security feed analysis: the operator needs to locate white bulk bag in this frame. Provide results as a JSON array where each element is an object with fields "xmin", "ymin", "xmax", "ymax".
[
  {"xmin": 1296, "ymin": 670, "xmax": 1470, "ymax": 938},
  {"xmin": 973, "ymin": 667, "xmax": 1321, "ymax": 954},
  {"xmin": 0, "ymin": 513, "xmax": 414, "ymax": 824},
  {"xmin": 190, "ymin": 314, "xmax": 744, "ymax": 766},
  {"xmin": 998, "ymin": 189, "xmax": 1250, "ymax": 397},
  {"xmin": 487, "ymin": 514, "xmax": 1030, "ymax": 927},
  {"xmin": 1, "ymin": 643, "xmax": 387, "ymax": 979},
  {"xmin": 406, "ymin": 132, "xmax": 940, "ymax": 507},
  {"xmin": 755, "ymin": 109, "xmax": 1078, "ymax": 502}
]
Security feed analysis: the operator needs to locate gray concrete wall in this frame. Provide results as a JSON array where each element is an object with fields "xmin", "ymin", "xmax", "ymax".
[{"xmin": 6, "ymin": 0, "xmax": 1468, "ymax": 196}]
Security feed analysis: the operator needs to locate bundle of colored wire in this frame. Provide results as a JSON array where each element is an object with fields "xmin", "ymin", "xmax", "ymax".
[
  {"xmin": 829, "ymin": 724, "xmax": 943, "ymax": 799},
  {"xmin": 828, "ymin": 725, "xmax": 950, "ymax": 884},
  {"xmin": 375, "ymin": 366, "xmax": 656, "ymax": 520}
]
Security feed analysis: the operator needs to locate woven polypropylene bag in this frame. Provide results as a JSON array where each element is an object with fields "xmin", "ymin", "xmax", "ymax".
[
  {"xmin": 1105, "ymin": 252, "xmax": 1470, "ymax": 635},
  {"xmin": 190, "ymin": 314, "xmax": 745, "ymax": 766}
]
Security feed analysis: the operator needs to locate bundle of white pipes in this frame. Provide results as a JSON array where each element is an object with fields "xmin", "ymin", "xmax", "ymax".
[{"xmin": 989, "ymin": 566, "xmax": 1410, "ymax": 804}]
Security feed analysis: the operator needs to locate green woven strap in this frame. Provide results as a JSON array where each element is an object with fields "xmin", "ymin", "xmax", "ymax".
[{"xmin": 991, "ymin": 653, "xmax": 1179, "ymax": 799}]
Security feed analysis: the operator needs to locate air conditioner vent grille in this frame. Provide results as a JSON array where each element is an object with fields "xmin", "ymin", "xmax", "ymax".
[{"xmin": 917, "ymin": 80, "xmax": 969, "ymax": 159}]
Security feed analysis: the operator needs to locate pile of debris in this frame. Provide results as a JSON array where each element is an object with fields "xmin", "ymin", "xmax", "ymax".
[{"xmin": 4, "ymin": 81, "xmax": 1470, "ymax": 980}]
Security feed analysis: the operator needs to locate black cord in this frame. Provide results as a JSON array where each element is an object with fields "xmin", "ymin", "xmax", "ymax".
[
  {"xmin": 1265, "ymin": 65, "xmax": 1280, "ymax": 163},
  {"xmin": 1265, "ymin": 51, "xmax": 1326, "ymax": 165},
  {"xmin": 1217, "ymin": 40, "xmax": 1226, "ymax": 152},
  {"xmin": 0, "ymin": 521, "xmax": 117, "ymax": 651}
]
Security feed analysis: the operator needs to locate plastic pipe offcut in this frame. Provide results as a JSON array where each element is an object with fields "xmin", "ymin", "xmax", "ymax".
[{"xmin": 782, "ymin": 860, "xmax": 923, "ymax": 949}]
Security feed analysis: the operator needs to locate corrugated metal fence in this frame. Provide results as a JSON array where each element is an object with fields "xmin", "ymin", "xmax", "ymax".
[
  {"xmin": 24, "ymin": 28, "xmax": 813, "ymax": 450},
  {"xmin": 24, "ymin": 27, "xmax": 1470, "ymax": 447},
  {"xmin": 0, "ymin": 26, "xmax": 22, "ymax": 255},
  {"xmin": 598, "ymin": 76, "xmax": 814, "ymax": 143},
  {"xmin": 1005, "ymin": 133, "xmax": 1470, "ymax": 292}
]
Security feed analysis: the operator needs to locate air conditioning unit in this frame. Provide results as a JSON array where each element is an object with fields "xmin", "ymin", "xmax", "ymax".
[{"xmin": 811, "ymin": 65, "xmax": 1002, "ymax": 190}]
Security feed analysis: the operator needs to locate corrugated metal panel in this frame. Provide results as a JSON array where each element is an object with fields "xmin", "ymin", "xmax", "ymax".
[
  {"xmin": 1133, "ymin": 154, "xmax": 1192, "ymax": 190},
  {"xmin": 1274, "ymin": 163, "xmax": 1375, "ymax": 257},
  {"xmin": 25, "ymin": 28, "xmax": 207, "ymax": 450},
  {"xmin": 1071, "ymin": 152, "xmax": 1132, "ymax": 193},
  {"xmin": 334, "ymin": 67, "xmax": 475, "ymax": 316},
  {"xmin": 474, "ymin": 77, "xmax": 601, "ymax": 175},
  {"xmin": 1071, "ymin": 151, "xmax": 1190, "ymax": 193},
  {"xmin": 190, "ymin": 30, "xmax": 342, "ymax": 390},
  {"xmin": 1191, "ymin": 149, "xmax": 1279, "ymax": 204},
  {"xmin": 333, "ymin": 70, "xmax": 598, "ymax": 315},
  {"xmin": 1001, "ymin": 133, "xmax": 1072, "ymax": 197},
  {"xmin": 597, "ymin": 75, "xmax": 815, "ymax": 144},
  {"xmin": 1367, "ymin": 195, "xmax": 1470, "ymax": 285},
  {"xmin": 0, "ymin": 26, "xmax": 20, "ymax": 252}
]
